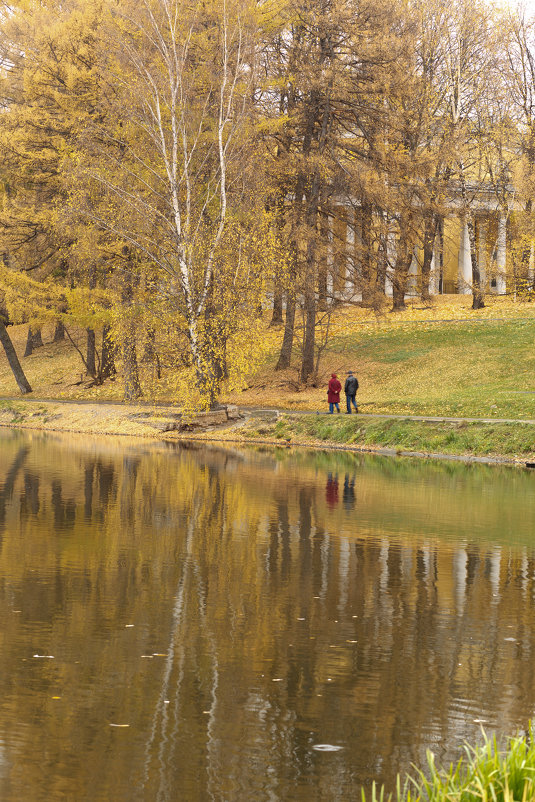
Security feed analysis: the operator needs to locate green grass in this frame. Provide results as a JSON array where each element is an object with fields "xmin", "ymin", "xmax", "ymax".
[
  {"xmin": 0, "ymin": 400, "xmax": 24, "ymax": 422},
  {"xmin": 247, "ymin": 415, "xmax": 535, "ymax": 459},
  {"xmin": 364, "ymin": 726, "xmax": 535, "ymax": 801},
  {"xmin": 323, "ymin": 319, "xmax": 535, "ymax": 419},
  {"xmin": 233, "ymin": 310, "xmax": 535, "ymax": 420},
  {"xmin": 0, "ymin": 400, "xmax": 52, "ymax": 424},
  {"xmin": 0, "ymin": 400, "xmax": 19, "ymax": 411}
]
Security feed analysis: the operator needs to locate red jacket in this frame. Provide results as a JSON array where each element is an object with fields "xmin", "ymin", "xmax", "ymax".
[{"xmin": 327, "ymin": 376, "xmax": 341, "ymax": 403}]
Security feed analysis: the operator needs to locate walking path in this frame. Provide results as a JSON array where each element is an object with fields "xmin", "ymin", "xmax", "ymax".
[
  {"xmin": 2, "ymin": 396, "xmax": 535, "ymax": 425},
  {"xmin": 246, "ymin": 407, "xmax": 535, "ymax": 425}
]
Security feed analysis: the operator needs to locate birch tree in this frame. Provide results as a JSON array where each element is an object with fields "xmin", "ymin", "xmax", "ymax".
[{"xmin": 76, "ymin": 0, "xmax": 265, "ymax": 406}]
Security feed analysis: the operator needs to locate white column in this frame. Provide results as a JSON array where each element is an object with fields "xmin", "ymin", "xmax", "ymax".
[
  {"xmin": 345, "ymin": 208, "xmax": 356, "ymax": 299},
  {"xmin": 458, "ymin": 218, "xmax": 472, "ymax": 294},
  {"xmin": 407, "ymin": 246, "xmax": 418, "ymax": 295},
  {"xmin": 435, "ymin": 219, "xmax": 444, "ymax": 294},
  {"xmin": 430, "ymin": 239, "xmax": 442, "ymax": 295},
  {"xmin": 496, "ymin": 214, "xmax": 506, "ymax": 295},
  {"xmin": 326, "ymin": 215, "xmax": 334, "ymax": 301},
  {"xmin": 385, "ymin": 229, "xmax": 395, "ymax": 296}
]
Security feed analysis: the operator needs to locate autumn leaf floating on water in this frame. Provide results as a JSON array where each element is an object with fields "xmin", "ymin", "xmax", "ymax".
[{"xmin": 312, "ymin": 744, "xmax": 344, "ymax": 752}]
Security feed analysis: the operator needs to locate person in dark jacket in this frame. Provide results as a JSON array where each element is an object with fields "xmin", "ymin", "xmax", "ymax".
[
  {"xmin": 327, "ymin": 373, "xmax": 342, "ymax": 413},
  {"xmin": 344, "ymin": 371, "xmax": 359, "ymax": 413}
]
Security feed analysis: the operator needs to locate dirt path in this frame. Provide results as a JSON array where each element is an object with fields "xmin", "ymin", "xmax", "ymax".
[
  {"xmin": 0, "ymin": 399, "xmax": 182, "ymax": 438},
  {"xmin": 3, "ymin": 397, "xmax": 535, "ymax": 426}
]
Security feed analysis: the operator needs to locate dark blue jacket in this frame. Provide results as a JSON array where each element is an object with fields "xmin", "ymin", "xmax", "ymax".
[{"xmin": 344, "ymin": 375, "xmax": 359, "ymax": 395}]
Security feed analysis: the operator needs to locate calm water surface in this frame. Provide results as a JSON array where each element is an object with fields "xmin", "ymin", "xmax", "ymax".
[{"xmin": 0, "ymin": 428, "xmax": 535, "ymax": 800}]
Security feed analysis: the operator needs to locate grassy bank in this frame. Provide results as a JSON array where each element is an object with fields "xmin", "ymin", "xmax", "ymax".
[
  {"xmin": 233, "ymin": 413, "xmax": 535, "ymax": 462},
  {"xmin": 1, "ymin": 401, "xmax": 535, "ymax": 464}
]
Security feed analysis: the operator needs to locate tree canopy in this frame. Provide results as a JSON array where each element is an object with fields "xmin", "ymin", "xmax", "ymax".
[{"xmin": 0, "ymin": 0, "xmax": 532, "ymax": 403}]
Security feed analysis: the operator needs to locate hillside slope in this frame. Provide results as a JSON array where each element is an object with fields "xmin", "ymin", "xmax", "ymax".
[{"xmin": 1, "ymin": 296, "xmax": 534, "ymax": 420}]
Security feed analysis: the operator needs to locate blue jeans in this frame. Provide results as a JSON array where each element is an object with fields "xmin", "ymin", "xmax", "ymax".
[
  {"xmin": 346, "ymin": 395, "xmax": 358, "ymax": 413},
  {"xmin": 329, "ymin": 402, "xmax": 340, "ymax": 413}
]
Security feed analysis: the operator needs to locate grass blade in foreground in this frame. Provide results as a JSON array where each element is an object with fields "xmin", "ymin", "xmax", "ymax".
[{"xmin": 363, "ymin": 725, "xmax": 535, "ymax": 801}]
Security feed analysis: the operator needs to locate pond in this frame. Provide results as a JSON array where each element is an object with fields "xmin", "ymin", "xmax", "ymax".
[{"xmin": 0, "ymin": 428, "xmax": 534, "ymax": 800}]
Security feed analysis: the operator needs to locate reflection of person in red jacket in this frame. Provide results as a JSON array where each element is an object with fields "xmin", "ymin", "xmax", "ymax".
[
  {"xmin": 326, "ymin": 473, "xmax": 339, "ymax": 508},
  {"xmin": 327, "ymin": 373, "xmax": 342, "ymax": 413}
]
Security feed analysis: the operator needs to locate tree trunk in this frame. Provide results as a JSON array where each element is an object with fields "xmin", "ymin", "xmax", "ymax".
[
  {"xmin": 122, "ymin": 325, "xmax": 142, "ymax": 400},
  {"xmin": 32, "ymin": 327, "xmax": 43, "ymax": 348},
  {"xmin": 276, "ymin": 240, "xmax": 297, "ymax": 373},
  {"xmin": 101, "ymin": 324, "xmax": 116, "ymax": 381},
  {"xmin": 52, "ymin": 320, "xmax": 65, "ymax": 342},
  {"xmin": 467, "ymin": 216, "xmax": 485, "ymax": 310},
  {"xmin": 271, "ymin": 183, "xmax": 287, "ymax": 325},
  {"xmin": 520, "ymin": 200, "xmax": 532, "ymax": 290},
  {"xmin": 458, "ymin": 173, "xmax": 485, "ymax": 309},
  {"xmin": 200, "ymin": 276, "xmax": 230, "ymax": 407},
  {"xmin": 270, "ymin": 285, "xmax": 283, "ymax": 325},
  {"xmin": 376, "ymin": 210, "xmax": 388, "ymax": 300},
  {"xmin": 23, "ymin": 326, "xmax": 43, "ymax": 357},
  {"xmin": 120, "ymin": 263, "xmax": 142, "ymax": 401},
  {"xmin": 276, "ymin": 289, "xmax": 295, "ymax": 370},
  {"xmin": 317, "ymin": 209, "xmax": 329, "ymax": 310},
  {"xmin": 86, "ymin": 329, "xmax": 96, "ymax": 377},
  {"xmin": 23, "ymin": 328, "xmax": 32, "ymax": 358},
  {"xmin": 141, "ymin": 326, "xmax": 160, "ymax": 378},
  {"xmin": 203, "ymin": 319, "xmax": 227, "ymax": 407},
  {"xmin": 391, "ymin": 219, "xmax": 415, "ymax": 311},
  {"xmin": 300, "ymin": 281, "xmax": 316, "ymax": 383},
  {"xmin": 392, "ymin": 253, "xmax": 413, "ymax": 310},
  {"xmin": 142, "ymin": 327, "xmax": 155, "ymax": 362},
  {"xmin": 300, "ymin": 173, "xmax": 320, "ymax": 384},
  {"xmin": 276, "ymin": 168, "xmax": 305, "ymax": 372},
  {"xmin": 421, "ymin": 213, "xmax": 438, "ymax": 302},
  {"xmin": 0, "ymin": 321, "xmax": 32, "ymax": 394}
]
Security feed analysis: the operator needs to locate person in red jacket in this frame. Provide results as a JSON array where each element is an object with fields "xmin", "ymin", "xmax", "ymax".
[{"xmin": 327, "ymin": 373, "xmax": 342, "ymax": 413}]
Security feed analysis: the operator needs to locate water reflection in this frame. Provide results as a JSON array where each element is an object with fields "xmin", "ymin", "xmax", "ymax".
[{"xmin": 0, "ymin": 430, "xmax": 534, "ymax": 800}]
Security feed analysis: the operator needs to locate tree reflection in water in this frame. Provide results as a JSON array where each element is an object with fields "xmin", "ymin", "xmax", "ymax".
[{"xmin": 0, "ymin": 430, "xmax": 534, "ymax": 800}]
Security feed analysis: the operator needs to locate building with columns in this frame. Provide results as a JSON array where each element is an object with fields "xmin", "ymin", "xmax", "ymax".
[
  {"xmin": 440, "ymin": 211, "xmax": 508, "ymax": 296},
  {"xmin": 328, "ymin": 189, "xmax": 518, "ymax": 299}
]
